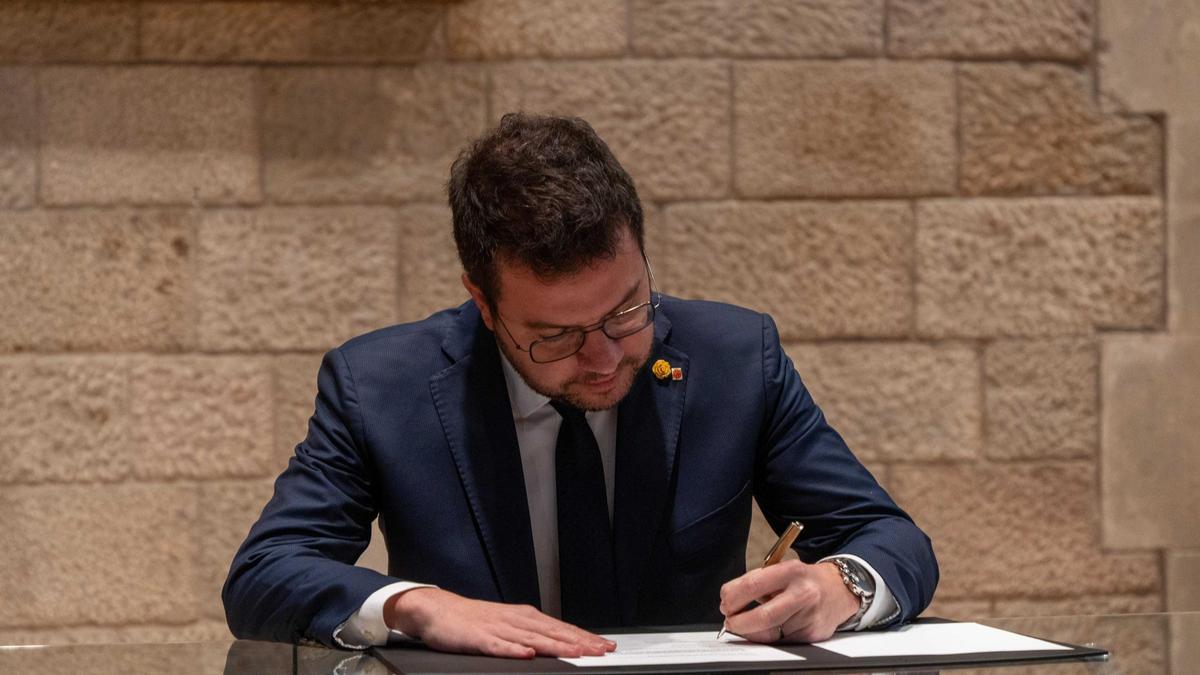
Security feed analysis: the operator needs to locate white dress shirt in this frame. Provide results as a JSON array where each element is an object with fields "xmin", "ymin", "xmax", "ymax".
[{"xmin": 333, "ymin": 352, "xmax": 895, "ymax": 648}]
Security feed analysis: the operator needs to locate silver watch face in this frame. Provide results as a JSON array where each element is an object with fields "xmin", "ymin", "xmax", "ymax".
[{"xmin": 839, "ymin": 558, "xmax": 876, "ymax": 597}]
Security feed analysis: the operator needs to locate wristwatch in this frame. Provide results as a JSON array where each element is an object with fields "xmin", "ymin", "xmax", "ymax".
[{"xmin": 831, "ymin": 557, "xmax": 875, "ymax": 630}]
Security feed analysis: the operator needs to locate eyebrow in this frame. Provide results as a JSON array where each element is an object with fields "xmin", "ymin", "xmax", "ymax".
[{"xmin": 524, "ymin": 278, "xmax": 644, "ymax": 331}]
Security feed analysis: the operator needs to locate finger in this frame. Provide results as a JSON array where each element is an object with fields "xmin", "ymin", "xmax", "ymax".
[
  {"xmin": 780, "ymin": 614, "xmax": 836, "ymax": 645},
  {"xmin": 720, "ymin": 561, "xmax": 803, "ymax": 615},
  {"xmin": 536, "ymin": 624, "xmax": 614, "ymax": 653},
  {"xmin": 778, "ymin": 614, "xmax": 809, "ymax": 644},
  {"xmin": 501, "ymin": 628, "xmax": 598, "ymax": 658},
  {"xmin": 724, "ymin": 588, "xmax": 804, "ymax": 637},
  {"xmin": 473, "ymin": 635, "xmax": 536, "ymax": 660},
  {"xmin": 552, "ymin": 622, "xmax": 615, "ymax": 650},
  {"xmin": 731, "ymin": 625, "xmax": 781, "ymax": 644},
  {"xmin": 512, "ymin": 613, "xmax": 615, "ymax": 651}
]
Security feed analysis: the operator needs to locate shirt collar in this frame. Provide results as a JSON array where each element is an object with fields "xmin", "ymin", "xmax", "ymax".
[{"xmin": 499, "ymin": 347, "xmax": 551, "ymax": 420}]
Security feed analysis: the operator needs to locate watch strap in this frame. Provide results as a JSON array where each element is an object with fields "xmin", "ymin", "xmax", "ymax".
[{"xmin": 831, "ymin": 557, "xmax": 874, "ymax": 630}]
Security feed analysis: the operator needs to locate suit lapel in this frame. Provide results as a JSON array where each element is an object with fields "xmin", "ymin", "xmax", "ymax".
[
  {"xmin": 613, "ymin": 310, "xmax": 687, "ymax": 623},
  {"xmin": 430, "ymin": 305, "xmax": 541, "ymax": 608}
]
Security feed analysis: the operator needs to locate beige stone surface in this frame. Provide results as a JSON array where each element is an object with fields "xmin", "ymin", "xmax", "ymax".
[
  {"xmin": 0, "ymin": 356, "xmax": 129, "ymax": 484},
  {"xmin": 1165, "ymin": 123, "xmax": 1200, "ymax": 334},
  {"xmin": 888, "ymin": 0, "xmax": 1092, "ymax": 60},
  {"xmin": 889, "ymin": 462, "xmax": 1160, "ymax": 600},
  {"xmin": 735, "ymin": 62, "xmax": 955, "ymax": 198},
  {"xmin": 1172, "ymin": 613, "xmax": 1200, "ymax": 675},
  {"xmin": 990, "ymin": 613, "xmax": 1167, "ymax": 674},
  {"xmin": 0, "ymin": 355, "xmax": 273, "ymax": 484},
  {"xmin": 449, "ymin": 0, "xmax": 625, "ymax": 59},
  {"xmin": 631, "ymin": 0, "xmax": 881, "ymax": 57},
  {"xmin": 196, "ymin": 480, "xmax": 277, "ymax": 620},
  {"xmin": 0, "ymin": 67, "xmax": 37, "ymax": 209},
  {"xmin": 492, "ymin": 61, "xmax": 730, "ymax": 201},
  {"xmin": 129, "ymin": 357, "xmax": 274, "ymax": 480},
  {"xmin": 1166, "ymin": 550, "xmax": 1200, "ymax": 611},
  {"xmin": 0, "ymin": 210, "xmax": 191, "ymax": 352},
  {"xmin": 1099, "ymin": 7, "xmax": 1200, "ymax": 644},
  {"xmin": 640, "ymin": 201, "xmax": 665, "ymax": 260},
  {"xmin": 0, "ymin": 2, "xmax": 137, "ymax": 62},
  {"xmin": 0, "ymin": 620, "xmax": 233, "ymax": 646},
  {"xmin": 787, "ymin": 342, "xmax": 981, "ymax": 462},
  {"xmin": 195, "ymin": 208, "xmax": 398, "ymax": 351},
  {"xmin": 397, "ymin": 204, "xmax": 468, "ymax": 323},
  {"xmin": 1102, "ymin": 335, "xmax": 1200, "ymax": 549},
  {"xmin": 262, "ymin": 66, "xmax": 487, "ymax": 204},
  {"xmin": 652, "ymin": 201, "xmax": 912, "ymax": 339},
  {"xmin": 40, "ymin": 67, "xmax": 258, "ymax": 206},
  {"xmin": 0, "ymin": 483, "xmax": 199, "ymax": 627},
  {"xmin": 141, "ymin": 2, "xmax": 445, "ymax": 62},
  {"xmin": 1100, "ymin": 1, "xmax": 1200, "ymax": 115},
  {"xmin": 994, "ymin": 594, "xmax": 1163, "ymax": 617},
  {"xmin": 273, "ymin": 353, "xmax": 324, "ymax": 472},
  {"xmin": 916, "ymin": 198, "xmax": 1164, "ymax": 337},
  {"xmin": 984, "ymin": 340, "xmax": 1098, "ymax": 460},
  {"xmin": 1100, "ymin": 1, "xmax": 1200, "ymax": 329},
  {"xmin": 960, "ymin": 64, "xmax": 1161, "ymax": 196}
]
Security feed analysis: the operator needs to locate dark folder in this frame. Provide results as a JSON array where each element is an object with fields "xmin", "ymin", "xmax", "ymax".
[{"xmin": 369, "ymin": 619, "xmax": 1108, "ymax": 674}]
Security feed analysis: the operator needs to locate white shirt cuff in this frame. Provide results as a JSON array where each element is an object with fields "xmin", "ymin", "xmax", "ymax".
[
  {"xmin": 819, "ymin": 553, "xmax": 899, "ymax": 631},
  {"xmin": 332, "ymin": 581, "xmax": 437, "ymax": 648}
]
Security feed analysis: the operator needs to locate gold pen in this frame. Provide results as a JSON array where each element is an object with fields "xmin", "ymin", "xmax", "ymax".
[{"xmin": 717, "ymin": 520, "xmax": 804, "ymax": 640}]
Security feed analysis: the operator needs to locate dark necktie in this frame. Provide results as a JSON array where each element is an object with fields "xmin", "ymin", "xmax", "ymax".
[{"xmin": 551, "ymin": 400, "xmax": 621, "ymax": 628}]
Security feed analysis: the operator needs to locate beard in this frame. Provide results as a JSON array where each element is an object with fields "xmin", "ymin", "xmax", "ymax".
[
  {"xmin": 500, "ymin": 340, "xmax": 652, "ymax": 412},
  {"xmin": 557, "ymin": 352, "xmax": 650, "ymax": 411}
]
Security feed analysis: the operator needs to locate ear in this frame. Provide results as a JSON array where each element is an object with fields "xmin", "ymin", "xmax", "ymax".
[{"xmin": 462, "ymin": 273, "xmax": 495, "ymax": 332}]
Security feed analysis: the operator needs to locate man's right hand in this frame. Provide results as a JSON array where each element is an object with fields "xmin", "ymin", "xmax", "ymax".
[{"xmin": 384, "ymin": 588, "xmax": 617, "ymax": 659}]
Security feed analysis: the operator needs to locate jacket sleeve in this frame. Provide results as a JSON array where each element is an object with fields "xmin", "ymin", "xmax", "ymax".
[
  {"xmin": 222, "ymin": 348, "xmax": 396, "ymax": 646},
  {"xmin": 753, "ymin": 314, "xmax": 938, "ymax": 625}
]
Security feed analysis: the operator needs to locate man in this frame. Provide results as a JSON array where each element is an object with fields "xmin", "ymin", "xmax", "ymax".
[{"xmin": 223, "ymin": 113, "xmax": 937, "ymax": 658}]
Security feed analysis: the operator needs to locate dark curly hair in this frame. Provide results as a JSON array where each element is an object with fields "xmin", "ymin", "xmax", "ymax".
[{"xmin": 447, "ymin": 113, "xmax": 645, "ymax": 307}]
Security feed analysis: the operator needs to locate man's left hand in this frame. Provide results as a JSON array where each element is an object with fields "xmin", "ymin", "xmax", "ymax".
[{"xmin": 718, "ymin": 559, "xmax": 859, "ymax": 644}]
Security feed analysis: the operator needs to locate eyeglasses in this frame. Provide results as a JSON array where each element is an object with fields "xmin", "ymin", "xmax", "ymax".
[{"xmin": 495, "ymin": 262, "xmax": 660, "ymax": 364}]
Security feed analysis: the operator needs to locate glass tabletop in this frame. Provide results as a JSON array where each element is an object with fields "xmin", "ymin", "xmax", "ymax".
[{"xmin": 1, "ymin": 612, "xmax": 1195, "ymax": 674}]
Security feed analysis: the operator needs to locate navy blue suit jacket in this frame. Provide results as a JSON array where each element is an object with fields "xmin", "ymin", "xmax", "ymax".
[{"xmin": 223, "ymin": 297, "xmax": 937, "ymax": 646}]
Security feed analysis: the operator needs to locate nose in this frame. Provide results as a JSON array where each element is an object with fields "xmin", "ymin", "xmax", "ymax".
[{"xmin": 575, "ymin": 328, "xmax": 623, "ymax": 371}]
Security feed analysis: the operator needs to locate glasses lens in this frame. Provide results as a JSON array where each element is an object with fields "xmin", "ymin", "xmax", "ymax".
[
  {"xmin": 527, "ymin": 303, "xmax": 655, "ymax": 363},
  {"xmin": 529, "ymin": 331, "xmax": 585, "ymax": 363},
  {"xmin": 603, "ymin": 303, "xmax": 654, "ymax": 339}
]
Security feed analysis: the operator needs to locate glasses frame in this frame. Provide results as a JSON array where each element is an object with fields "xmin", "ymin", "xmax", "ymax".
[{"xmin": 494, "ymin": 259, "xmax": 660, "ymax": 364}]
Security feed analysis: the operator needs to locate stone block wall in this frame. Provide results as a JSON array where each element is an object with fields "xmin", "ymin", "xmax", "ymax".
[{"xmin": 0, "ymin": 1, "xmax": 1193, "ymax": 656}]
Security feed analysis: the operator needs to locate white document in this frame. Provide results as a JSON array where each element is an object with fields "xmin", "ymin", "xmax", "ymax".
[
  {"xmin": 560, "ymin": 631, "xmax": 805, "ymax": 667},
  {"xmin": 816, "ymin": 621, "xmax": 1070, "ymax": 658}
]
